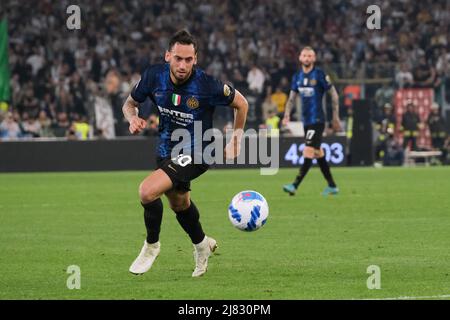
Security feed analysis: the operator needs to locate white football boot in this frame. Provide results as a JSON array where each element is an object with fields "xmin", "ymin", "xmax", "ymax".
[
  {"xmin": 129, "ymin": 241, "xmax": 161, "ymax": 275},
  {"xmin": 192, "ymin": 236, "xmax": 218, "ymax": 277}
]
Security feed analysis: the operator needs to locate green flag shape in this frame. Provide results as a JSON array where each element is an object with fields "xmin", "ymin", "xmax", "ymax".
[{"xmin": 0, "ymin": 18, "xmax": 11, "ymax": 103}]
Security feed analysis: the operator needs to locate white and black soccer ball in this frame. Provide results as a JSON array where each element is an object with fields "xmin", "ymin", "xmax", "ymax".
[{"xmin": 228, "ymin": 190, "xmax": 269, "ymax": 231}]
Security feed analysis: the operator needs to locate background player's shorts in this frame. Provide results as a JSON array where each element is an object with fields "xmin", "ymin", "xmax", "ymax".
[
  {"xmin": 157, "ymin": 155, "xmax": 209, "ymax": 192},
  {"xmin": 304, "ymin": 123, "xmax": 325, "ymax": 149}
]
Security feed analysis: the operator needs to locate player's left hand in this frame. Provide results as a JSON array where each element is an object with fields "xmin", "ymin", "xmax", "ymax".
[
  {"xmin": 282, "ymin": 114, "xmax": 290, "ymax": 126},
  {"xmin": 224, "ymin": 136, "xmax": 241, "ymax": 160},
  {"xmin": 332, "ymin": 117, "xmax": 342, "ymax": 132}
]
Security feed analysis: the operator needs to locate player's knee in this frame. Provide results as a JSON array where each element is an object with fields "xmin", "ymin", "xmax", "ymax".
[
  {"xmin": 138, "ymin": 182, "xmax": 159, "ymax": 203},
  {"xmin": 170, "ymin": 199, "xmax": 190, "ymax": 212},
  {"xmin": 166, "ymin": 189, "xmax": 191, "ymax": 212},
  {"xmin": 303, "ymin": 147, "xmax": 315, "ymax": 159},
  {"xmin": 315, "ymin": 149, "xmax": 324, "ymax": 158}
]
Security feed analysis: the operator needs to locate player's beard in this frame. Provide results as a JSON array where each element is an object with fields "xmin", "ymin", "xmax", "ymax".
[{"xmin": 171, "ymin": 67, "xmax": 192, "ymax": 84}]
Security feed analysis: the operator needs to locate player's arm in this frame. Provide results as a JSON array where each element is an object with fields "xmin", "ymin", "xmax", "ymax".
[
  {"xmin": 122, "ymin": 67, "xmax": 154, "ymax": 134},
  {"xmin": 225, "ymin": 89, "xmax": 248, "ymax": 159},
  {"xmin": 282, "ymin": 90, "xmax": 298, "ymax": 125},
  {"xmin": 122, "ymin": 95, "xmax": 147, "ymax": 134},
  {"xmin": 328, "ymin": 86, "xmax": 342, "ymax": 132}
]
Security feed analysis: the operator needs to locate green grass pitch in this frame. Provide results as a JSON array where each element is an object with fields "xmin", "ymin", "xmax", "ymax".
[{"xmin": 1, "ymin": 167, "xmax": 450, "ymax": 300}]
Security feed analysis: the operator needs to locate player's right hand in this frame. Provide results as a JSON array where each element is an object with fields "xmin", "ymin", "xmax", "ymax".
[
  {"xmin": 129, "ymin": 116, "xmax": 147, "ymax": 134},
  {"xmin": 224, "ymin": 134, "xmax": 242, "ymax": 160},
  {"xmin": 282, "ymin": 115, "xmax": 290, "ymax": 126},
  {"xmin": 332, "ymin": 117, "xmax": 343, "ymax": 132}
]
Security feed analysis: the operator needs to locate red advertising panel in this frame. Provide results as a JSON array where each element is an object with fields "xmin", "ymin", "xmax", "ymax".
[{"xmin": 394, "ymin": 89, "xmax": 434, "ymax": 148}]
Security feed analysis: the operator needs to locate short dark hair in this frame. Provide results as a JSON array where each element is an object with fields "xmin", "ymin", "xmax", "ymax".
[
  {"xmin": 301, "ymin": 46, "xmax": 315, "ymax": 53},
  {"xmin": 168, "ymin": 29, "xmax": 198, "ymax": 53}
]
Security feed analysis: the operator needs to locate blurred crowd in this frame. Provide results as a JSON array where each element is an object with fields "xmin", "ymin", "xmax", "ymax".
[{"xmin": 0, "ymin": 0, "xmax": 449, "ymax": 162}]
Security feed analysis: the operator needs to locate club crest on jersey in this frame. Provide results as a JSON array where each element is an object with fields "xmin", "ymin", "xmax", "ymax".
[
  {"xmin": 187, "ymin": 96, "xmax": 199, "ymax": 109},
  {"xmin": 171, "ymin": 93, "xmax": 181, "ymax": 106},
  {"xmin": 310, "ymin": 79, "xmax": 317, "ymax": 86}
]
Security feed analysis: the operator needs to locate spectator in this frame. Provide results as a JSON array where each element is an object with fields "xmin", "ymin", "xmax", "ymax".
[
  {"xmin": 261, "ymin": 94, "xmax": 277, "ymax": 122},
  {"xmin": 38, "ymin": 110, "xmax": 53, "ymax": 138},
  {"xmin": 264, "ymin": 109, "xmax": 280, "ymax": 137},
  {"xmin": 40, "ymin": 93, "xmax": 57, "ymax": 120},
  {"xmin": 270, "ymin": 86, "xmax": 288, "ymax": 117},
  {"xmin": 395, "ymin": 63, "xmax": 414, "ymax": 89},
  {"xmin": 2, "ymin": 0, "xmax": 449, "ymax": 139},
  {"xmin": 21, "ymin": 112, "xmax": 41, "ymax": 138},
  {"xmin": 278, "ymin": 76, "xmax": 291, "ymax": 95},
  {"xmin": 66, "ymin": 123, "xmax": 78, "ymax": 141},
  {"xmin": 72, "ymin": 114, "xmax": 91, "ymax": 140},
  {"xmin": 436, "ymin": 48, "xmax": 450, "ymax": 78},
  {"xmin": 230, "ymin": 68, "xmax": 247, "ymax": 91},
  {"xmin": 435, "ymin": 47, "xmax": 450, "ymax": 104},
  {"xmin": 413, "ymin": 56, "xmax": 437, "ymax": 88},
  {"xmin": 69, "ymin": 72, "xmax": 88, "ymax": 117},
  {"xmin": 0, "ymin": 112, "xmax": 21, "ymax": 140},
  {"xmin": 246, "ymin": 64, "xmax": 265, "ymax": 95},
  {"xmin": 19, "ymin": 84, "xmax": 40, "ymax": 117},
  {"xmin": 55, "ymin": 87, "xmax": 74, "ymax": 116},
  {"xmin": 51, "ymin": 112, "xmax": 71, "ymax": 137},
  {"xmin": 374, "ymin": 82, "xmax": 394, "ymax": 118},
  {"xmin": 26, "ymin": 47, "xmax": 45, "ymax": 77}
]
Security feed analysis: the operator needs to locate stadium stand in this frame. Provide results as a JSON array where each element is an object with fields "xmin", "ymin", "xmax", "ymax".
[{"xmin": 0, "ymin": 0, "xmax": 449, "ymax": 165}]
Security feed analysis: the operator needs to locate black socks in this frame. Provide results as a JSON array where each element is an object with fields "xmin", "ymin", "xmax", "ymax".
[
  {"xmin": 293, "ymin": 158, "xmax": 312, "ymax": 188},
  {"xmin": 293, "ymin": 157, "xmax": 337, "ymax": 189},
  {"xmin": 141, "ymin": 198, "xmax": 205, "ymax": 245},
  {"xmin": 175, "ymin": 200, "xmax": 205, "ymax": 245},
  {"xmin": 317, "ymin": 156, "xmax": 337, "ymax": 188},
  {"xmin": 142, "ymin": 198, "xmax": 163, "ymax": 244}
]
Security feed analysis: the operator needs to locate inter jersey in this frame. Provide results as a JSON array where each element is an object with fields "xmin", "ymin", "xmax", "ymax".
[
  {"xmin": 290, "ymin": 67, "xmax": 332, "ymax": 126},
  {"xmin": 131, "ymin": 64, "xmax": 235, "ymax": 159}
]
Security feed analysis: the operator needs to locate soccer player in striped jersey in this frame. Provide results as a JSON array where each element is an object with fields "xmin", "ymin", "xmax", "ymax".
[
  {"xmin": 122, "ymin": 30, "xmax": 248, "ymax": 277},
  {"xmin": 282, "ymin": 47, "xmax": 341, "ymax": 196}
]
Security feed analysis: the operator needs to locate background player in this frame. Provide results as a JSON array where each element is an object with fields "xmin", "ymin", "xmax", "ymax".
[
  {"xmin": 282, "ymin": 47, "xmax": 341, "ymax": 196},
  {"xmin": 122, "ymin": 30, "xmax": 248, "ymax": 277}
]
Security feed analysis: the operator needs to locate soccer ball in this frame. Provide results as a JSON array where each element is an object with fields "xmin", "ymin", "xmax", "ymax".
[{"xmin": 228, "ymin": 190, "xmax": 269, "ymax": 231}]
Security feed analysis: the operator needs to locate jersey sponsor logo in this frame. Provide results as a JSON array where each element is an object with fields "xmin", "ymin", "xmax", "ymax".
[
  {"xmin": 157, "ymin": 106, "xmax": 194, "ymax": 120},
  {"xmin": 171, "ymin": 93, "xmax": 181, "ymax": 106},
  {"xmin": 224, "ymin": 84, "xmax": 231, "ymax": 97},
  {"xmin": 298, "ymin": 87, "xmax": 315, "ymax": 97},
  {"xmin": 187, "ymin": 96, "xmax": 199, "ymax": 109}
]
